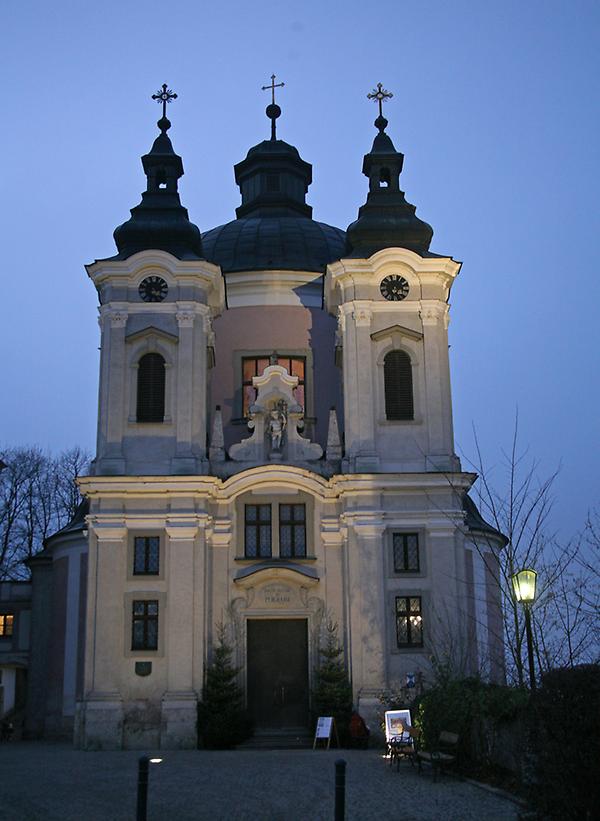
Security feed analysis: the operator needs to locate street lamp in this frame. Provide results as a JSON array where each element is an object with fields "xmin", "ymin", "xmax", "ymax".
[
  {"xmin": 136, "ymin": 756, "xmax": 163, "ymax": 821},
  {"xmin": 511, "ymin": 568, "xmax": 537, "ymax": 690}
]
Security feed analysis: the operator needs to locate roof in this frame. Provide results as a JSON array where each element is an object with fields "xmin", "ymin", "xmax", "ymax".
[
  {"xmin": 202, "ymin": 216, "xmax": 347, "ymax": 274},
  {"xmin": 463, "ymin": 494, "xmax": 508, "ymax": 547}
]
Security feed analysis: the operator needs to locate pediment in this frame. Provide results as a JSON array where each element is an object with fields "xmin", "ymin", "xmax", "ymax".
[
  {"xmin": 234, "ymin": 561, "xmax": 319, "ymax": 589},
  {"xmin": 125, "ymin": 326, "xmax": 179, "ymax": 345},
  {"xmin": 370, "ymin": 324, "xmax": 423, "ymax": 342}
]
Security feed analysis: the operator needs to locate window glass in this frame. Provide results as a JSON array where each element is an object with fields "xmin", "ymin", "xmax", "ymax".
[
  {"xmin": 393, "ymin": 533, "xmax": 420, "ymax": 573},
  {"xmin": 132, "ymin": 600, "xmax": 159, "ymax": 651},
  {"xmin": 0, "ymin": 614, "xmax": 14, "ymax": 637},
  {"xmin": 279, "ymin": 503, "xmax": 306, "ymax": 558},
  {"xmin": 395, "ymin": 596, "xmax": 423, "ymax": 648},
  {"xmin": 245, "ymin": 505, "xmax": 272, "ymax": 558},
  {"xmin": 134, "ymin": 536, "xmax": 160, "ymax": 575}
]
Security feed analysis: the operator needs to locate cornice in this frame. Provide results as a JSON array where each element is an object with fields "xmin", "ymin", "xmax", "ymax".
[{"xmin": 86, "ymin": 249, "xmax": 222, "ymax": 280}]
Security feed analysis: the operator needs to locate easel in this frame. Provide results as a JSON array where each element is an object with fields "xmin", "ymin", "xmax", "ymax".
[{"xmin": 313, "ymin": 716, "xmax": 340, "ymax": 749}]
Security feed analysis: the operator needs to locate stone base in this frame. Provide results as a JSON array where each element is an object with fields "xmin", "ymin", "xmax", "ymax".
[
  {"xmin": 78, "ymin": 695, "xmax": 123, "ymax": 750},
  {"xmin": 161, "ymin": 693, "xmax": 198, "ymax": 749}
]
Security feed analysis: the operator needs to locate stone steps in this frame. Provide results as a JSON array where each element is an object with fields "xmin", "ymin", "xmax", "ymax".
[{"xmin": 236, "ymin": 732, "xmax": 313, "ymax": 750}]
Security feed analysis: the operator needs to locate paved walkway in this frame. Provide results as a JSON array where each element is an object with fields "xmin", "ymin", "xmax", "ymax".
[{"xmin": 0, "ymin": 742, "xmax": 519, "ymax": 820}]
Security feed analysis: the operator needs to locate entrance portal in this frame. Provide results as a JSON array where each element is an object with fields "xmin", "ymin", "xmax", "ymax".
[{"xmin": 247, "ymin": 619, "xmax": 309, "ymax": 731}]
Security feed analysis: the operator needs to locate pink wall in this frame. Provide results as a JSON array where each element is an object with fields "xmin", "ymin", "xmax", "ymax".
[{"xmin": 211, "ymin": 305, "xmax": 342, "ymax": 450}]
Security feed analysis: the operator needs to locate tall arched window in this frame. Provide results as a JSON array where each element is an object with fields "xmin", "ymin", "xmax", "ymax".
[
  {"xmin": 136, "ymin": 353, "xmax": 165, "ymax": 423},
  {"xmin": 384, "ymin": 350, "xmax": 413, "ymax": 420}
]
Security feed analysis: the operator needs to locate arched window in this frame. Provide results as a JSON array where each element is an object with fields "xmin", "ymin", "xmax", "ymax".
[
  {"xmin": 384, "ymin": 350, "xmax": 413, "ymax": 420},
  {"xmin": 136, "ymin": 353, "xmax": 165, "ymax": 423}
]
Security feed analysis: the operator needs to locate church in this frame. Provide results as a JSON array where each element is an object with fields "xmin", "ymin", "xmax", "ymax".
[{"xmin": 24, "ymin": 81, "xmax": 506, "ymax": 749}]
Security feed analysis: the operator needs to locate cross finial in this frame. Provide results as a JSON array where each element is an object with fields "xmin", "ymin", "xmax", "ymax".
[
  {"xmin": 367, "ymin": 82, "xmax": 393, "ymax": 118},
  {"xmin": 152, "ymin": 83, "xmax": 178, "ymax": 119},
  {"xmin": 262, "ymin": 74, "xmax": 285, "ymax": 105}
]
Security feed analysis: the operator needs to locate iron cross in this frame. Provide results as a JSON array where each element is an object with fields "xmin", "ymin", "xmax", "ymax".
[
  {"xmin": 262, "ymin": 74, "xmax": 285, "ymax": 105},
  {"xmin": 152, "ymin": 84, "xmax": 178, "ymax": 118},
  {"xmin": 367, "ymin": 82, "xmax": 393, "ymax": 117}
]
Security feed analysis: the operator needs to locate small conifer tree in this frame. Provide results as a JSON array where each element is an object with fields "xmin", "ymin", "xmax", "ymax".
[
  {"xmin": 312, "ymin": 619, "xmax": 353, "ymax": 745},
  {"xmin": 197, "ymin": 624, "xmax": 252, "ymax": 749}
]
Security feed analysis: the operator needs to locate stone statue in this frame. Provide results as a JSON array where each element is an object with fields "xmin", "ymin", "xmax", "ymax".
[{"xmin": 268, "ymin": 401, "xmax": 287, "ymax": 452}]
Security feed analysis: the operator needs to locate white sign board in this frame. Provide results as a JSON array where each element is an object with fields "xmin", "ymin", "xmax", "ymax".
[{"xmin": 315, "ymin": 716, "xmax": 333, "ymax": 738}]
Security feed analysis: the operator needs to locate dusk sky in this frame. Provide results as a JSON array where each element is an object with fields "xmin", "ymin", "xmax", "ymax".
[{"xmin": 2, "ymin": 0, "xmax": 598, "ymax": 540}]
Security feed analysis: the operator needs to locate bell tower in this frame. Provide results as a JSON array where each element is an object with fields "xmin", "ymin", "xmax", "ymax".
[
  {"xmin": 87, "ymin": 88, "xmax": 224, "ymax": 476},
  {"xmin": 325, "ymin": 86, "xmax": 461, "ymax": 472}
]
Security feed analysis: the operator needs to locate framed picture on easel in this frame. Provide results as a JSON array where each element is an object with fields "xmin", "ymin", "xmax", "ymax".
[{"xmin": 384, "ymin": 709, "xmax": 412, "ymax": 741}]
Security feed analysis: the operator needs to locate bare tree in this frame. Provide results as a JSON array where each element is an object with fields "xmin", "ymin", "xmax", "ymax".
[
  {"xmin": 0, "ymin": 445, "xmax": 90, "ymax": 579},
  {"xmin": 463, "ymin": 415, "xmax": 597, "ymax": 684}
]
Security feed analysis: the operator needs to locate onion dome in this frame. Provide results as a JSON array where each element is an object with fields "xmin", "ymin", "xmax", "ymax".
[
  {"xmin": 113, "ymin": 102, "xmax": 203, "ymax": 260},
  {"xmin": 346, "ymin": 110, "xmax": 433, "ymax": 257},
  {"xmin": 203, "ymin": 97, "xmax": 346, "ymax": 274}
]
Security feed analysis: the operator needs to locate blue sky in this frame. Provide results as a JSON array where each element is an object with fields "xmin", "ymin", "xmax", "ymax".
[{"xmin": 2, "ymin": 0, "xmax": 599, "ymax": 538}]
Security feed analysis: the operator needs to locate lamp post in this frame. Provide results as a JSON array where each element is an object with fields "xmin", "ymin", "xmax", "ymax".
[
  {"xmin": 136, "ymin": 756, "xmax": 162, "ymax": 821},
  {"xmin": 511, "ymin": 568, "xmax": 537, "ymax": 690}
]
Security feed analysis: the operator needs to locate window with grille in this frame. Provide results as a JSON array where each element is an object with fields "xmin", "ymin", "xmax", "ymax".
[
  {"xmin": 393, "ymin": 533, "xmax": 420, "ymax": 573},
  {"xmin": 136, "ymin": 353, "xmax": 166, "ymax": 422},
  {"xmin": 395, "ymin": 596, "xmax": 423, "ymax": 647},
  {"xmin": 0, "ymin": 614, "xmax": 14, "ymax": 637},
  {"xmin": 242, "ymin": 356, "xmax": 305, "ymax": 417},
  {"xmin": 384, "ymin": 350, "xmax": 413, "ymax": 420},
  {"xmin": 279, "ymin": 504, "xmax": 306, "ymax": 558},
  {"xmin": 131, "ymin": 600, "xmax": 159, "ymax": 651},
  {"xmin": 245, "ymin": 504, "xmax": 272, "ymax": 558},
  {"xmin": 133, "ymin": 537, "xmax": 160, "ymax": 575}
]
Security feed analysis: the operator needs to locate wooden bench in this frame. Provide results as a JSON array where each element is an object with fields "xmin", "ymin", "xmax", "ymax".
[{"xmin": 416, "ymin": 731, "xmax": 459, "ymax": 781}]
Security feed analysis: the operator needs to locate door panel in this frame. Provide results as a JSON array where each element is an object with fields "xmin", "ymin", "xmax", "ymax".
[{"xmin": 247, "ymin": 619, "xmax": 309, "ymax": 730}]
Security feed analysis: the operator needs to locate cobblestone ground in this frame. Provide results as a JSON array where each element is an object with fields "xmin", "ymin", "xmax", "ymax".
[{"xmin": 0, "ymin": 742, "xmax": 520, "ymax": 821}]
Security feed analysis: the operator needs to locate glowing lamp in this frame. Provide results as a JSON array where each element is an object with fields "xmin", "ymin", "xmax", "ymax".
[{"xmin": 511, "ymin": 568, "xmax": 537, "ymax": 604}]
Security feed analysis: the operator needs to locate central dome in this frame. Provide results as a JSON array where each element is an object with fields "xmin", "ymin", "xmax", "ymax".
[
  {"xmin": 203, "ymin": 136, "xmax": 346, "ymax": 274},
  {"xmin": 203, "ymin": 216, "xmax": 346, "ymax": 274}
]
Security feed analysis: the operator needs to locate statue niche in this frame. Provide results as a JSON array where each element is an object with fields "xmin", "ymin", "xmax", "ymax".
[{"xmin": 229, "ymin": 363, "xmax": 322, "ymax": 464}]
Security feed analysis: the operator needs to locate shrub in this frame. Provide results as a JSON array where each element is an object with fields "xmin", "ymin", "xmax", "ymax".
[
  {"xmin": 312, "ymin": 620, "xmax": 353, "ymax": 746},
  {"xmin": 197, "ymin": 626, "xmax": 252, "ymax": 749},
  {"xmin": 412, "ymin": 676, "xmax": 528, "ymax": 772},
  {"xmin": 531, "ymin": 664, "xmax": 600, "ymax": 819}
]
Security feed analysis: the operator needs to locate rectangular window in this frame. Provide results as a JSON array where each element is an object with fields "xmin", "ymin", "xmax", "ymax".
[
  {"xmin": 0, "ymin": 614, "xmax": 14, "ymax": 637},
  {"xmin": 133, "ymin": 536, "xmax": 160, "ymax": 575},
  {"xmin": 242, "ymin": 356, "xmax": 306, "ymax": 417},
  {"xmin": 131, "ymin": 600, "xmax": 159, "ymax": 651},
  {"xmin": 279, "ymin": 504, "xmax": 307, "ymax": 558},
  {"xmin": 245, "ymin": 504, "xmax": 272, "ymax": 558},
  {"xmin": 393, "ymin": 533, "xmax": 420, "ymax": 573},
  {"xmin": 395, "ymin": 596, "xmax": 423, "ymax": 648}
]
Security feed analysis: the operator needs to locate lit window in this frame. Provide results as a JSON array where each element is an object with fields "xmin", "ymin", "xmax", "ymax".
[
  {"xmin": 131, "ymin": 600, "xmax": 159, "ymax": 651},
  {"xmin": 279, "ymin": 504, "xmax": 306, "ymax": 558},
  {"xmin": 393, "ymin": 534, "xmax": 420, "ymax": 573},
  {"xmin": 133, "ymin": 537, "xmax": 160, "ymax": 575},
  {"xmin": 395, "ymin": 596, "xmax": 423, "ymax": 648},
  {"xmin": 384, "ymin": 350, "xmax": 413, "ymax": 420},
  {"xmin": 242, "ymin": 356, "xmax": 305, "ymax": 417},
  {"xmin": 245, "ymin": 504, "xmax": 272, "ymax": 558},
  {"xmin": 0, "ymin": 614, "xmax": 14, "ymax": 637}
]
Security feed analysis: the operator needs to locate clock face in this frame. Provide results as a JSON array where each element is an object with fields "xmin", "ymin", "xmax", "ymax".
[
  {"xmin": 380, "ymin": 275, "xmax": 409, "ymax": 301},
  {"xmin": 139, "ymin": 276, "xmax": 168, "ymax": 303}
]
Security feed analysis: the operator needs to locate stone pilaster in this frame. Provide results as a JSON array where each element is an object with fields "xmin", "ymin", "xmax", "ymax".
[
  {"xmin": 161, "ymin": 521, "xmax": 201, "ymax": 748},
  {"xmin": 82, "ymin": 524, "xmax": 126, "ymax": 749}
]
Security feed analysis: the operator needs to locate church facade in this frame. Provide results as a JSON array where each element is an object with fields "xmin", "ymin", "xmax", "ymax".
[{"xmin": 26, "ymin": 84, "xmax": 506, "ymax": 749}]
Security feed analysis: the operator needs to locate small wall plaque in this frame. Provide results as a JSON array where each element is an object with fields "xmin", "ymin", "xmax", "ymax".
[{"xmin": 135, "ymin": 661, "xmax": 152, "ymax": 677}]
